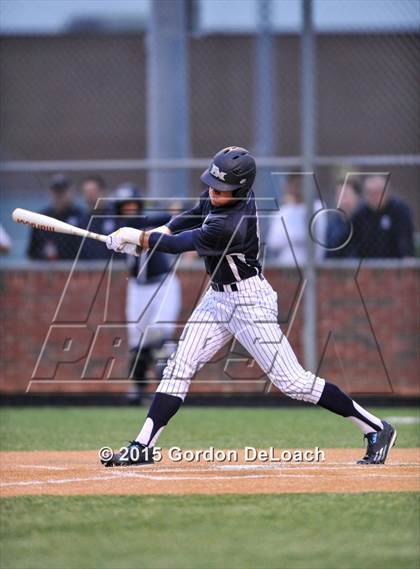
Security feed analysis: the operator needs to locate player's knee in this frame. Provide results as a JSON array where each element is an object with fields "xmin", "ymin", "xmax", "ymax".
[
  {"xmin": 164, "ymin": 354, "xmax": 200, "ymax": 380},
  {"xmin": 274, "ymin": 372, "xmax": 322, "ymax": 404},
  {"xmin": 279, "ymin": 380, "xmax": 303, "ymax": 401}
]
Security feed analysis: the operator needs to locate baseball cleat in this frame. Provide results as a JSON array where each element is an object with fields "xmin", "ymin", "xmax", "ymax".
[
  {"xmin": 101, "ymin": 441, "xmax": 154, "ymax": 467},
  {"xmin": 357, "ymin": 421, "xmax": 397, "ymax": 465}
]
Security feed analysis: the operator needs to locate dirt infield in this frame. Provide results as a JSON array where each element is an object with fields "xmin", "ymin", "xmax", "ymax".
[{"xmin": 1, "ymin": 448, "xmax": 419, "ymax": 497}]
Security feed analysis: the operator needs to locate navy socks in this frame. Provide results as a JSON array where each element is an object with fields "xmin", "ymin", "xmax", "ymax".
[
  {"xmin": 136, "ymin": 392, "xmax": 182, "ymax": 446},
  {"xmin": 318, "ymin": 382, "xmax": 383, "ymax": 433}
]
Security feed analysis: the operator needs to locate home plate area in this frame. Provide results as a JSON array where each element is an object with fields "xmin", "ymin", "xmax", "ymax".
[{"xmin": 1, "ymin": 449, "xmax": 419, "ymax": 497}]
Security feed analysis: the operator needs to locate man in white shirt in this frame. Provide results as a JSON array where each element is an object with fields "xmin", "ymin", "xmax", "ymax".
[{"xmin": 267, "ymin": 173, "xmax": 325, "ymax": 266}]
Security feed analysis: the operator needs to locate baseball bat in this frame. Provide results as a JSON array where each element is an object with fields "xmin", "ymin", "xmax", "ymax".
[{"xmin": 12, "ymin": 208, "xmax": 108, "ymax": 243}]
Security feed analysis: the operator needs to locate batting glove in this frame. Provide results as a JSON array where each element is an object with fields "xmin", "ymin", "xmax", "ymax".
[{"xmin": 106, "ymin": 227, "xmax": 143, "ymax": 254}]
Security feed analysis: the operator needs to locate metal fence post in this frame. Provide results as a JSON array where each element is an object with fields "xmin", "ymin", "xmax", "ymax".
[
  {"xmin": 255, "ymin": 0, "xmax": 275, "ymax": 158},
  {"xmin": 301, "ymin": 0, "xmax": 317, "ymax": 371},
  {"xmin": 147, "ymin": 0, "xmax": 189, "ymax": 198},
  {"xmin": 255, "ymin": 0, "xmax": 276, "ymax": 237}
]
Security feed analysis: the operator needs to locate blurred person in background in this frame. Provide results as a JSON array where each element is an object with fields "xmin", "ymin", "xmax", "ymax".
[
  {"xmin": 325, "ymin": 178, "xmax": 362, "ymax": 258},
  {"xmin": 27, "ymin": 174, "xmax": 84, "ymax": 260},
  {"xmin": 0, "ymin": 223, "xmax": 12, "ymax": 254},
  {"xmin": 267, "ymin": 173, "xmax": 326, "ymax": 266},
  {"xmin": 80, "ymin": 175, "xmax": 115, "ymax": 260},
  {"xmin": 352, "ymin": 175, "xmax": 414, "ymax": 258},
  {"xmin": 113, "ymin": 184, "xmax": 181, "ymax": 404}
]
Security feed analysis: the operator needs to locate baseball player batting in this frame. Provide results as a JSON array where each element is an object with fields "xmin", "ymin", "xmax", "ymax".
[{"xmin": 102, "ymin": 146, "xmax": 397, "ymax": 466}]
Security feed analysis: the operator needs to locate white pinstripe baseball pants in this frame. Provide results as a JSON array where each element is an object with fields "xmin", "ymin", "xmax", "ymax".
[{"xmin": 156, "ymin": 275, "xmax": 325, "ymax": 403}]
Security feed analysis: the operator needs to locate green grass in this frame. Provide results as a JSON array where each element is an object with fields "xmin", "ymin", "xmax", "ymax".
[
  {"xmin": 1, "ymin": 494, "xmax": 419, "ymax": 569},
  {"xmin": 1, "ymin": 407, "xmax": 419, "ymax": 569},
  {"xmin": 0, "ymin": 406, "xmax": 419, "ymax": 451}
]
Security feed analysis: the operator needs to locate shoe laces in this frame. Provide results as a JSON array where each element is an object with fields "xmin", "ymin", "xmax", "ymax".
[{"xmin": 364, "ymin": 432, "xmax": 378, "ymax": 444}]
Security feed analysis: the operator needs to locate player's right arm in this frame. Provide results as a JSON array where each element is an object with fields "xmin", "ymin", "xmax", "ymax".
[
  {"xmin": 105, "ymin": 190, "xmax": 210, "ymax": 255},
  {"xmin": 146, "ymin": 215, "xmax": 242, "ymax": 256},
  {"xmin": 106, "ymin": 214, "xmax": 241, "ymax": 257}
]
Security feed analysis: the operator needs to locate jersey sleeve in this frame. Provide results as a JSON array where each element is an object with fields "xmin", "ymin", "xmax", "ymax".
[
  {"xmin": 192, "ymin": 216, "xmax": 242, "ymax": 257},
  {"xmin": 166, "ymin": 190, "xmax": 208, "ymax": 233},
  {"xmin": 148, "ymin": 215, "xmax": 243, "ymax": 257},
  {"xmin": 148, "ymin": 231, "xmax": 195, "ymax": 254},
  {"xmin": 143, "ymin": 213, "xmax": 172, "ymax": 229}
]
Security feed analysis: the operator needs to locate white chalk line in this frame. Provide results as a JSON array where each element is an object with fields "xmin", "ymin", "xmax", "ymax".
[
  {"xmin": 1, "ymin": 473, "xmax": 279, "ymax": 488},
  {"xmin": 2, "ymin": 468, "xmax": 419, "ymax": 489},
  {"xmin": 17, "ymin": 465, "xmax": 68, "ymax": 471},
  {"xmin": 11, "ymin": 457, "xmax": 420, "ymax": 472},
  {"xmin": 144, "ymin": 463, "xmax": 420, "ymax": 473},
  {"xmin": 6, "ymin": 461, "xmax": 420, "ymax": 478}
]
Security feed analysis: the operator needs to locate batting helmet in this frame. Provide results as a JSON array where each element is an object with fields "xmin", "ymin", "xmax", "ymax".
[
  {"xmin": 200, "ymin": 146, "xmax": 256, "ymax": 197},
  {"xmin": 112, "ymin": 183, "xmax": 143, "ymax": 215}
]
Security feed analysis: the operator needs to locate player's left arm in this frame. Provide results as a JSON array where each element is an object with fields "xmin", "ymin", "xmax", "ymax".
[{"xmin": 106, "ymin": 217, "xmax": 240, "ymax": 256}]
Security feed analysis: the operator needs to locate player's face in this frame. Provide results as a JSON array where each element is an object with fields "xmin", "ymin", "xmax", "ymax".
[{"xmin": 209, "ymin": 187, "xmax": 235, "ymax": 207}]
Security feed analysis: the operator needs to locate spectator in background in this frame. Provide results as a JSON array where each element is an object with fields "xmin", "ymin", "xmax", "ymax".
[
  {"xmin": 325, "ymin": 178, "xmax": 362, "ymax": 258},
  {"xmin": 267, "ymin": 173, "xmax": 325, "ymax": 266},
  {"xmin": 113, "ymin": 183, "xmax": 181, "ymax": 404},
  {"xmin": 79, "ymin": 175, "xmax": 116, "ymax": 260},
  {"xmin": 352, "ymin": 175, "xmax": 414, "ymax": 258},
  {"xmin": 27, "ymin": 174, "xmax": 84, "ymax": 260},
  {"xmin": 0, "ymin": 224, "xmax": 12, "ymax": 254}
]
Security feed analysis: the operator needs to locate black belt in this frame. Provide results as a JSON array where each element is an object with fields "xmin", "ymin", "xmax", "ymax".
[
  {"xmin": 211, "ymin": 274, "xmax": 264, "ymax": 293},
  {"xmin": 211, "ymin": 282, "xmax": 238, "ymax": 292}
]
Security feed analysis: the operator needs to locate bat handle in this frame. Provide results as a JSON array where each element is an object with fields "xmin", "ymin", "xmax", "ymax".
[{"xmin": 86, "ymin": 232, "xmax": 108, "ymax": 243}]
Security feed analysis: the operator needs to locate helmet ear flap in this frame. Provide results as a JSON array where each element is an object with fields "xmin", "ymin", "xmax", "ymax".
[{"xmin": 235, "ymin": 164, "xmax": 256, "ymax": 197}]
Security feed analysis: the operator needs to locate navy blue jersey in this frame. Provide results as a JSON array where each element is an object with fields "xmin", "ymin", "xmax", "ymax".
[{"xmin": 150, "ymin": 189, "xmax": 262, "ymax": 284}]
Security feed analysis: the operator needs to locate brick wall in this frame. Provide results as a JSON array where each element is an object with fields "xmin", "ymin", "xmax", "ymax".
[{"xmin": 0, "ymin": 264, "xmax": 418, "ymax": 396}]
